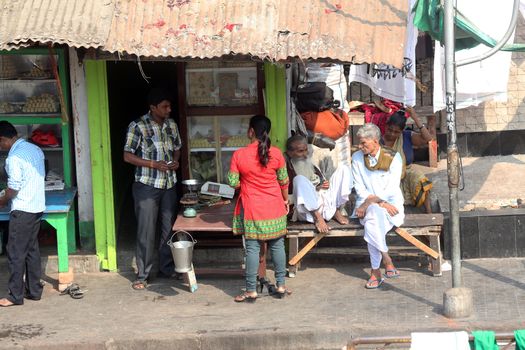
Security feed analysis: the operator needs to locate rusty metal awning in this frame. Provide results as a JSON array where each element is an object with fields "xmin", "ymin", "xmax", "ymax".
[{"xmin": 0, "ymin": 0, "xmax": 408, "ymax": 66}]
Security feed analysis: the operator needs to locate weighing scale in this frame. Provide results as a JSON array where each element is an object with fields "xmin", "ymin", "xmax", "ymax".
[{"xmin": 180, "ymin": 179, "xmax": 201, "ymax": 218}]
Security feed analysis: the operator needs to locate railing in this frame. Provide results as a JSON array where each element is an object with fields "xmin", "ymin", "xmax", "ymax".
[{"xmin": 346, "ymin": 332, "xmax": 517, "ymax": 350}]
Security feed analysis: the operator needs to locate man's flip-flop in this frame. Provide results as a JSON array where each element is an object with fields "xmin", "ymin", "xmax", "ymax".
[
  {"xmin": 385, "ymin": 267, "xmax": 400, "ymax": 278},
  {"xmin": 0, "ymin": 298, "xmax": 17, "ymax": 307},
  {"xmin": 60, "ymin": 283, "xmax": 86, "ymax": 299},
  {"xmin": 131, "ymin": 280, "xmax": 147, "ymax": 291},
  {"xmin": 365, "ymin": 277, "xmax": 384, "ymax": 289}
]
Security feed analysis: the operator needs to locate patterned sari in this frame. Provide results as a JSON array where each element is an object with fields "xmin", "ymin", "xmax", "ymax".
[{"xmin": 391, "ymin": 131, "xmax": 433, "ymax": 208}]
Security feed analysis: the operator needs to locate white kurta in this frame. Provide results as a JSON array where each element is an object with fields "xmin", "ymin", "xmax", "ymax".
[
  {"xmin": 351, "ymin": 149, "xmax": 404, "ymax": 268},
  {"xmin": 293, "ymin": 165, "xmax": 353, "ymax": 223}
]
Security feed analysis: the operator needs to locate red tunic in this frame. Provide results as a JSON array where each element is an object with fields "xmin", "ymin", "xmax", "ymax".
[{"xmin": 228, "ymin": 142, "xmax": 289, "ymax": 240}]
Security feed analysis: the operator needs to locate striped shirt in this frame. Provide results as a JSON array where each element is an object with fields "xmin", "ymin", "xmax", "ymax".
[
  {"xmin": 6, "ymin": 138, "xmax": 46, "ymax": 213},
  {"xmin": 124, "ymin": 113, "xmax": 182, "ymax": 189}
]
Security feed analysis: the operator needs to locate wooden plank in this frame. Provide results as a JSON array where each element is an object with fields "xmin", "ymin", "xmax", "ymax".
[
  {"xmin": 184, "ymin": 264, "xmax": 198, "ymax": 293},
  {"xmin": 287, "ymin": 213, "xmax": 443, "ymax": 231},
  {"xmin": 394, "ymin": 227, "xmax": 439, "ymax": 259},
  {"xmin": 287, "ymin": 226, "xmax": 442, "ymax": 238},
  {"xmin": 288, "ymin": 231, "xmax": 328, "ymax": 266}
]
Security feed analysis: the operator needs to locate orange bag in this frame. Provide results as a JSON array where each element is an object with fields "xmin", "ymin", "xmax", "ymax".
[{"xmin": 300, "ymin": 109, "xmax": 349, "ymax": 140}]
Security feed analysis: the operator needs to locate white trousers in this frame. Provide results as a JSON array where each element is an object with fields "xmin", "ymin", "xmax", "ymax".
[
  {"xmin": 293, "ymin": 165, "xmax": 352, "ymax": 223},
  {"xmin": 360, "ymin": 203, "xmax": 394, "ymax": 269}
]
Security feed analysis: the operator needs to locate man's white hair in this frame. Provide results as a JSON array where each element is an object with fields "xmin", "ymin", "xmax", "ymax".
[{"xmin": 357, "ymin": 123, "xmax": 381, "ymax": 141}]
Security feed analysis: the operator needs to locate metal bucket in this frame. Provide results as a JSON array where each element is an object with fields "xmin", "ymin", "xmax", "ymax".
[{"xmin": 167, "ymin": 230, "xmax": 197, "ymax": 273}]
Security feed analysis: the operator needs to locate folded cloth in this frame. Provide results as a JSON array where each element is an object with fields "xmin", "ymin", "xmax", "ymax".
[
  {"xmin": 411, "ymin": 331, "xmax": 470, "ymax": 350},
  {"xmin": 471, "ymin": 331, "xmax": 499, "ymax": 350}
]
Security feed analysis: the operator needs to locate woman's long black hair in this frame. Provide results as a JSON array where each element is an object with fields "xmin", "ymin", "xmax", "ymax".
[
  {"xmin": 387, "ymin": 110, "xmax": 407, "ymax": 130},
  {"xmin": 249, "ymin": 115, "xmax": 272, "ymax": 167}
]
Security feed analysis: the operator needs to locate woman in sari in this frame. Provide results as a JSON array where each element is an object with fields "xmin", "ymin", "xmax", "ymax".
[
  {"xmin": 382, "ymin": 108, "xmax": 434, "ymax": 213},
  {"xmin": 228, "ymin": 115, "xmax": 290, "ymax": 302}
]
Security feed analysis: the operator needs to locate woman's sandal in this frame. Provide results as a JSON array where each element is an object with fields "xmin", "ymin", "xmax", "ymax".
[
  {"xmin": 365, "ymin": 276, "xmax": 384, "ymax": 289},
  {"xmin": 131, "ymin": 280, "xmax": 147, "ymax": 290},
  {"xmin": 272, "ymin": 287, "xmax": 292, "ymax": 299},
  {"xmin": 234, "ymin": 292, "xmax": 257, "ymax": 303},
  {"xmin": 385, "ymin": 265, "xmax": 400, "ymax": 278}
]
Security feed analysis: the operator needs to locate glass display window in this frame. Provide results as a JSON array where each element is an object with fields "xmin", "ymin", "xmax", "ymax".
[
  {"xmin": 187, "ymin": 115, "xmax": 251, "ymax": 183},
  {"xmin": 185, "ymin": 61, "xmax": 258, "ymax": 107}
]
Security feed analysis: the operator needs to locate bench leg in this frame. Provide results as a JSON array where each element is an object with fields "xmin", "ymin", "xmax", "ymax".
[
  {"xmin": 288, "ymin": 236, "xmax": 299, "ymax": 278},
  {"xmin": 429, "ymin": 235, "xmax": 442, "ymax": 277}
]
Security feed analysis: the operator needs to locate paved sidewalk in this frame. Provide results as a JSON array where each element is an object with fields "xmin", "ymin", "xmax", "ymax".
[
  {"xmin": 416, "ymin": 154, "xmax": 525, "ymax": 212},
  {"xmin": 1, "ymin": 257, "xmax": 524, "ymax": 349}
]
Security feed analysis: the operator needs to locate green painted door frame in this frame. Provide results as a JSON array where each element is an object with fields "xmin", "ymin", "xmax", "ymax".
[
  {"xmin": 83, "ymin": 60, "xmax": 286, "ymax": 272},
  {"xmin": 85, "ymin": 60, "xmax": 117, "ymax": 271},
  {"xmin": 264, "ymin": 63, "xmax": 288, "ymax": 151}
]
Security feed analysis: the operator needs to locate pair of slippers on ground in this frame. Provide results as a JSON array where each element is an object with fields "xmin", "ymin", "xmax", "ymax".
[{"xmin": 365, "ymin": 266, "xmax": 400, "ymax": 289}]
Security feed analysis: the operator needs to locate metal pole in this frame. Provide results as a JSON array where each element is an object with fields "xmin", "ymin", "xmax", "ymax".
[{"xmin": 444, "ymin": 0, "xmax": 461, "ymax": 288}]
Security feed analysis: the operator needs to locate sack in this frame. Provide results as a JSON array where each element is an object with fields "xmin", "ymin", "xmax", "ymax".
[
  {"xmin": 295, "ymin": 82, "xmax": 336, "ymax": 113},
  {"xmin": 300, "ymin": 109, "xmax": 349, "ymax": 140}
]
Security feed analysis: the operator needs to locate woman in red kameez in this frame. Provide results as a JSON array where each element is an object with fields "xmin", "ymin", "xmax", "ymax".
[{"xmin": 228, "ymin": 115, "xmax": 289, "ymax": 303}]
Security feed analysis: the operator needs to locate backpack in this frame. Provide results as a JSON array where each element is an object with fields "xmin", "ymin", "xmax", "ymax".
[{"xmin": 295, "ymin": 82, "xmax": 339, "ymax": 113}]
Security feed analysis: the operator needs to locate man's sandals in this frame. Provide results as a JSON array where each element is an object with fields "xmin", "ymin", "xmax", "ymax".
[
  {"xmin": 365, "ymin": 275, "xmax": 385, "ymax": 289},
  {"xmin": 385, "ymin": 265, "xmax": 400, "ymax": 278},
  {"xmin": 60, "ymin": 283, "xmax": 86, "ymax": 299},
  {"xmin": 131, "ymin": 280, "xmax": 147, "ymax": 290}
]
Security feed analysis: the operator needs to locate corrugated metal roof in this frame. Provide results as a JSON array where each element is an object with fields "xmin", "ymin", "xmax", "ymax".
[
  {"xmin": 0, "ymin": 0, "xmax": 408, "ymax": 66},
  {"xmin": 0, "ymin": 0, "xmax": 114, "ymax": 50}
]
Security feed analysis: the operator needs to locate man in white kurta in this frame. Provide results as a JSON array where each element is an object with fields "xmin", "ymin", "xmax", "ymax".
[
  {"xmin": 286, "ymin": 135, "xmax": 353, "ymax": 233},
  {"xmin": 352, "ymin": 123, "xmax": 405, "ymax": 289}
]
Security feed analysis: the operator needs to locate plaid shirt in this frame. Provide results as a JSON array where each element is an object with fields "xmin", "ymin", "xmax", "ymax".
[{"xmin": 124, "ymin": 113, "xmax": 182, "ymax": 189}]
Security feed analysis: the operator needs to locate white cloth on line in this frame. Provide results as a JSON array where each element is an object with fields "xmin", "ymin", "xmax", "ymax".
[
  {"xmin": 433, "ymin": 0, "xmax": 518, "ymax": 112},
  {"xmin": 411, "ymin": 331, "xmax": 471, "ymax": 350},
  {"xmin": 347, "ymin": 0, "xmax": 418, "ymax": 106},
  {"xmin": 293, "ymin": 165, "xmax": 353, "ymax": 223}
]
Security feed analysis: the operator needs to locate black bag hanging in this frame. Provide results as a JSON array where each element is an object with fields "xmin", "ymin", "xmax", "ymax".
[{"xmin": 295, "ymin": 82, "xmax": 338, "ymax": 113}]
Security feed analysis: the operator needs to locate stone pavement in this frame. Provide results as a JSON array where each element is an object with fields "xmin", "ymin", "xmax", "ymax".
[
  {"xmin": 416, "ymin": 154, "xmax": 525, "ymax": 212},
  {"xmin": 1, "ymin": 257, "xmax": 524, "ymax": 349}
]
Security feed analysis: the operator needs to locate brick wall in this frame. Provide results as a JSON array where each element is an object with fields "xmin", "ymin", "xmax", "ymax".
[{"xmin": 453, "ymin": 16, "xmax": 525, "ymax": 133}]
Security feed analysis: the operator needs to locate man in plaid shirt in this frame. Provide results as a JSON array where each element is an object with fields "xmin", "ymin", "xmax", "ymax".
[{"xmin": 124, "ymin": 88, "xmax": 182, "ymax": 290}]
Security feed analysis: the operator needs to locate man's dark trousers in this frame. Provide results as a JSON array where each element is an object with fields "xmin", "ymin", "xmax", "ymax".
[
  {"xmin": 7, "ymin": 210, "xmax": 43, "ymax": 305},
  {"xmin": 133, "ymin": 182, "xmax": 177, "ymax": 282}
]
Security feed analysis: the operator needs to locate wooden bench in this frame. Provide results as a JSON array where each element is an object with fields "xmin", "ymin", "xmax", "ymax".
[
  {"xmin": 0, "ymin": 188, "xmax": 77, "ymax": 287},
  {"xmin": 173, "ymin": 202, "xmax": 443, "ymax": 278},
  {"xmin": 286, "ymin": 213, "xmax": 443, "ymax": 277}
]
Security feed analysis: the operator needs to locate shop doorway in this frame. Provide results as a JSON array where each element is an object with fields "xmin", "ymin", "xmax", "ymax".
[{"xmin": 106, "ymin": 61, "xmax": 181, "ymax": 251}]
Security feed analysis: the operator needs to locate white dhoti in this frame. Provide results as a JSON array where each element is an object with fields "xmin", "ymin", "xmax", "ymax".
[
  {"xmin": 293, "ymin": 165, "xmax": 352, "ymax": 223},
  {"xmin": 360, "ymin": 203, "xmax": 394, "ymax": 269}
]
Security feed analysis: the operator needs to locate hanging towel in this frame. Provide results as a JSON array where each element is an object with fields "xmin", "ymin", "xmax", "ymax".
[
  {"xmin": 515, "ymin": 330, "xmax": 525, "ymax": 350},
  {"xmin": 432, "ymin": 0, "xmax": 517, "ymax": 112},
  {"xmin": 411, "ymin": 331, "xmax": 471, "ymax": 350},
  {"xmin": 348, "ymin": 0, "xmax": 418, "ymax": 106},
  {"xmin": 471, "ymin": 331, "xmax": 499, "ymax": 350}
]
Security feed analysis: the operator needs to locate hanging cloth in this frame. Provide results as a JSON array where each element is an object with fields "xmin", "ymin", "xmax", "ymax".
[
  {"xmin": 514, "ymin": 330, "xmax": 525, "ymax": 350},
  {"xmin": 471, "ymin": 331, "xmax": 499, "ymax": 350}
]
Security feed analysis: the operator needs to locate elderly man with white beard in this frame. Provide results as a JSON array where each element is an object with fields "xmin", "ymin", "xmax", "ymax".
[
  {"xmin": 285, "ymin": 135, "xmax": 353, "ymax": 233},
  {"xmin": 351, "ymin": 123, "xmax": 404, "ymax": 289}
]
